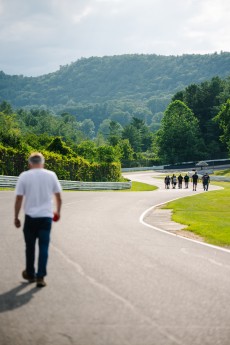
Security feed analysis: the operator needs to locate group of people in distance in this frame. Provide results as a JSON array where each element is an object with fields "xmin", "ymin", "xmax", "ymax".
[{"xmin": 164, "ymin": 172, "xmax": 210, "ymax": 192}]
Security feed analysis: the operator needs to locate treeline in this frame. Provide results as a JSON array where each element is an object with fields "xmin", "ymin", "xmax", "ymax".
[
  {"xmin": 0, "ymin": 100, "xmax": 158, "ymax": 168},
  {"xmin": 0, "ymin": 74, "xmax": 230, "ymax": 173},
  {"xmin": 0, "ymin": 103, "xmax": 121, "ymax": 180},
  {"xmin": 1, "ymin": 53, "xmax": 230, "ymax": 132}
]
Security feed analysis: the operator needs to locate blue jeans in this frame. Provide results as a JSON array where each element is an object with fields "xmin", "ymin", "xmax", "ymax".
[{"xmin": 23, "ymin": 215, "xmax": 52, "ymax": 278}]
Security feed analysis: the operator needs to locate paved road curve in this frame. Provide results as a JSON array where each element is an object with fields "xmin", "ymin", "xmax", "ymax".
[{"xmin": 0, "ymin": 173, "xmax": 230, "ymax": 345}]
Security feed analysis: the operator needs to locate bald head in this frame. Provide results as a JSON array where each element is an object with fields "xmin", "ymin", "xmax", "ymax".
[{"xmin": 28, "ymin": 152, "xmax": 45, "ymax": 168}]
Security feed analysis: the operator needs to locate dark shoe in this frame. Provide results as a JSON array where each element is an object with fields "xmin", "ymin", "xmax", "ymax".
[
  {"xmin": 36, "ymin": 277, "xmax": 46, "ymax": 288},
  {"xmin": 22, "ymin": 270, "xmax": 35, "ymax": 283}
]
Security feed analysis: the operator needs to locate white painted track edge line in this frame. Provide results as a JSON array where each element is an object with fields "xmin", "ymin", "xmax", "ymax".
[{"xmin": 139, "ymin": 196, "xmax": 230, "ymax": 254}]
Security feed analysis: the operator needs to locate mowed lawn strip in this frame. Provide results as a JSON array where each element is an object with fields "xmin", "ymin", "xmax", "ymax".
[
  {"xmin": 163, "ymin": 182, "xmax": 230, "ymax": 247},
  {"xmin": 214, "ymin": 169, "xmax": 230, "ymax": 177},
  {"xmin": 126, "ymin": 181, "xmax": 158, "ymax": 192}
]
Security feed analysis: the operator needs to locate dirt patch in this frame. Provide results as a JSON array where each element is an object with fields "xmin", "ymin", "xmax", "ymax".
[
  {"xmin": 144, "ymin": 206, "xmax": 204, "ymax": 242},
  {"xmin": 174, "ymin": 229, "xmax": 204, "ymax": 242}
]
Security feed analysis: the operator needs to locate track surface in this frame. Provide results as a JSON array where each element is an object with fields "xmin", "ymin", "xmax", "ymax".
[{"xmin": 0, "ymin": 173, "xmax": 230, "ymax": 345}]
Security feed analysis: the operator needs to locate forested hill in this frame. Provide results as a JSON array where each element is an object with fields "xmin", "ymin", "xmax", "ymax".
[{"xmin": 0, "ymin": 53, "xmax": 230, "ymax": 109}]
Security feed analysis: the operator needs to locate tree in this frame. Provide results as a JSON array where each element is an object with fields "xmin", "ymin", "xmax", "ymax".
[
  {"xmin": 22, "ymin": 133, "xmax": 53, "ymax": 149},
  {"xmin": 75, "ymin": 141, "xmax": 97, "ymax": 162},
  {"xmin": 156, "ymin": 100, "xmax": 205, "ymax": 164},
  {"xmin": 110, "ymin": 111, "xmax": 131, "ymax": 126},
  {"xmin": 0, "ymin": 101, "xmax": 13, "ymax": 115},
  {"xmin": 122, "ymin": 124, "xmax": 142, "ymax": 152},
  {"xmin": 116, "ymin": 139, "xmax": 134, "ymax": 161},
  {"xmin": 215, "ymin": 99, "xmax": 230, "ymax": 153},
  {"xmin": 0, "ymin": 107, "xmax": 22, "ymax": 148},
  {"xmin": 80, "ymin": 119, "xmax": 95, "ymax": 139},
  {"xmin": 172, "ymin": 77, "xmax": 225, "ymax": 155},
  {"xmin": 97, "ymin": 145, "xmax": 120, "ymax": 163},
  {"xmin": 108, "ymin": 121, "xmax": 123, "ymax": 146},
  {"xmin": 46, "ymin": 137, "xmax": 73, "ymax": 155},
  {"xmin": 122, "ymin": 117, "xmax": 153, "ymax": 152},
  {"xmin": 98, "ymin": 119, "xmax": 111, "ymax": 138}
]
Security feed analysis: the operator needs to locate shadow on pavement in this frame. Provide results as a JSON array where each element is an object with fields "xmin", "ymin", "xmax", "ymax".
[{"xmin": 0, "ymin": 282, "xmax": 41, "ymax": 313}]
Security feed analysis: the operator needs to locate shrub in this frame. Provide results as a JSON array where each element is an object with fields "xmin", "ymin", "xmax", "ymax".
[{"xmin": 0, "ymin": 145, "xmax": 121, "ymax": 181}]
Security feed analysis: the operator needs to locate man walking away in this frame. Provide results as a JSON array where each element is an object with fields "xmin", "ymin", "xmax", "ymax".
[
  {"xmin": 164, "ymin": 176, "xmax": 167, "ymax": 189},
  {"xmin": 165, "ymin": 175, "xmax": 170, "ymax": 189},
  {"xmin": 191, "ymin": 171, "xmax": 199, "ymax": 191},
  {"xmin": 202, "ymin": 173, "xmax": 210, "ymax": 191},
  {"xmin": 178, "ymin": 174, "xmax": 183, "ymax": 189},
  {"xmin": 14, "ymin": 152, "xmax": 62, "ymax": 288},
  {"xmin": 184, "ymin": 174, "xmax": 189, "ymax": 189},
  {"xmin": 171, "ymin": 174, "xmax": 177, "ymax": 189}
]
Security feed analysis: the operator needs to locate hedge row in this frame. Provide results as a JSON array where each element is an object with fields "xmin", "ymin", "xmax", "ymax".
[{"xmin": 0, "ymin": 145, "xmax": 121, "ymax": 182}]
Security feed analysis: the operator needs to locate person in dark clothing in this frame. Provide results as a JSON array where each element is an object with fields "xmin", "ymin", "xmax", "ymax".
[
  {"xmin": 178, "ymin": 174, "xmax": 183, "ymax": 189},
  {"xmin": 164, "ymin": 176, "xmax": 167, "ymax": 189},
  {"xmin": 165, "ymin": 176, "xmax": 170, "ymax": 189},
  {"xmin": 191, "ymin": 172, "xmax": 199, "ymax": 191},
  {"xmin": 184, "ymin": 174, "xmax": 189, "ymax": 189},
  {"xmin": 171, "ymin": 174, "xmax": 177, "ymax": 189},
  {"xmin": 202, "ymin": 173, "xmax": 210, "ymax": 191}
]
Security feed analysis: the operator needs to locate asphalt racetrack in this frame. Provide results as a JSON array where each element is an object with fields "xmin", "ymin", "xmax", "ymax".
[{"xmin": 0, "ymin": 172, "xmax": 230, "ymax": 345}]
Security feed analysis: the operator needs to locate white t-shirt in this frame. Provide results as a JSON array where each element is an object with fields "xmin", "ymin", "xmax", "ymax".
[{"xmin": 15, "ymin": 168, "xmax": 62, "ymax": 218}]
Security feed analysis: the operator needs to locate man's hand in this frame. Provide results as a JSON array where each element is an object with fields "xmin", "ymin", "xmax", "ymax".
[
  {"xmin": 14, "ymin": 218, "xmax": 21, "ymax": 228},
  {"xmin": 14, "ymin": 195, "xmax": 23, "ymax": 228},
  {"xmin": 54, "ymin": 193, "xmax": 62, "ymax": 222},
  {"xmin": 53, "ymin": 212, "xmax": 60, "ymax": 222}
]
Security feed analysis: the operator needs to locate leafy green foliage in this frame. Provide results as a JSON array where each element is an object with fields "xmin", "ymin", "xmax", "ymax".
[
  {"xmin": 156, "ymin": 100, "xmax": 204, "ymax": 163},
  {"xmin": 1, "ymin": 53, "xmax": 230, "ymax": 106},
  {"xmin": 117, "ymin": 139, "xmax": 134, "ymax": 161},
  {"xmin": 214, "ymin": 99, "xmax": 230, "ymax": 153},
  {"xmin": 47, "ymin": 137, "xmax": 73, "ymax": 155},
  {"xmin": 122, "ymin": 117, "xmax": 153, "ymax": 152},
  {"xmin": 173, "ymin": 76, "xmax": 230, "ymax": 156},
  {"xmin": 0, "ymin": 144, "xmax": 121, "ymax": 182},
  {"xmin": 108, "ymin": 121, "xmax": 123, "ymax": 146},
  {"xmin": 0, "ymin": 102, "xmax": 122, "ymax": 181},
  {"xmin": 0, "ymin": 108, "xmax": 22, "ymax": 148},
  {"xmin": 1, "ymin": 53, "xmax": 230, "ymax": 133}
]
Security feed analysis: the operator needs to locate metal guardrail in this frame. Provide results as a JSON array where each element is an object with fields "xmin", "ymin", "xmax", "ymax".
[
  {"xmin": 188, "ymin": 172, "xmax": 230, "ymax": 182},
  {"xmin": 0, "ymin": 175, "xmax": 132, "ymax": 190},
  {"xmin": 0, "ymin": 175, "xmax": 18, "ymax": 188},
  {"xmin": 202, "ymin": 175, "xmax": 230, "ymax": 182},
  {"xmin": 59, "ymin": 180, "xmax": 132, "ymax": 190},
  {"xmin": 122, "ymin": 167, "xmax": 154, "ymax": 172}
]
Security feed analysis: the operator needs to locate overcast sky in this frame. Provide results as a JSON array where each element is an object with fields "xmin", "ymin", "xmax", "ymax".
[{"xmin": 0, "ymin": 0, "xmax": 229, "ymax": 76}]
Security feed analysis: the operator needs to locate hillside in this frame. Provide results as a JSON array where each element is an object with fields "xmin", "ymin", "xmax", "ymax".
[{"xmin": 0, "ymin": 53, "xmax": 230, "ymax": 109}]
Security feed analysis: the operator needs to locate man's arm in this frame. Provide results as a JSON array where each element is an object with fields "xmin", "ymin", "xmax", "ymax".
[
  {"xmin": 54, "ymin": 193, "xmax": 62, "ymax": 220},
  {"xmin": 14, "ymin": 195, "xmax": 23, "ymax": 228}
]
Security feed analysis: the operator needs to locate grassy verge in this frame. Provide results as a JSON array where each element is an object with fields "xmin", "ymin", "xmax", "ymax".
[
  {"xmin": 0, "ymin": 187, "xmax": 14, "ymax": 191},
  {"xmin": 128, "ymin": 181, "xmax": 158, "ymax": 192},
  {"xmin": 214, "ymin": 169, "xmax": 230, "ymax": 177},
  {"xmin": 163, "ymin": 182, "xmax": 230, "ymax": 247}
]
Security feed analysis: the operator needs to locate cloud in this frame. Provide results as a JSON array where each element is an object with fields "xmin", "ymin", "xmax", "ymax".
[
  {"xmin": 73, "ymin": 6, "xmax": 93, "ymax": 23},
  {"xmin": 0, "ymin": 0, "xmax": 229, "ymax": 76}
]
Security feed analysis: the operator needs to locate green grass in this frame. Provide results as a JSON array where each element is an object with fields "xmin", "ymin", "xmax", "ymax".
[
  {"xmin": 128, "ymin": 181, "xmax": 158, "ymax": 191},
  {"xmin": 0, "ymin": 187, "xmax": 14, "ymax": 191},
  {"xmin": 214, "ymin": 169, "xmax": 230, "ymax": 177},
  {"xmin": 163, "ymin": 182, "xmax": 230, "ymax": 247}
]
